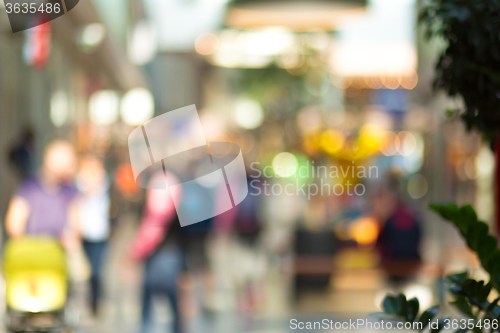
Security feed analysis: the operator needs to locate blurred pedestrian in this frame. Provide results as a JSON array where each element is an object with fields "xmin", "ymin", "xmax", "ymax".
[
  {"xmin": 8, "ymin": 127, "xmax": 35, "ymax": 179},
  {"xmin": 75, "ymin": 154, "xmax": 111, "ymax": 316},
  {"xmin": 375, "ymin": 172, "xmax": 421, "ymax": 283},
  {"xmin": 130, "ymin": 165, "xmax": 236, "ymax": 333},
  {"xmin": 5, "ymin": 139, "xmax": 78, "ymax": 244},
  {"xmin": 130, "ymin": 171, "xmax": 184, "ymax": 333}
]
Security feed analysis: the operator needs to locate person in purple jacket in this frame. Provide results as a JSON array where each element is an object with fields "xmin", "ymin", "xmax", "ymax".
[{"xmin": 5, "ymin": 139, "xmax": 79, "ymax": 245}]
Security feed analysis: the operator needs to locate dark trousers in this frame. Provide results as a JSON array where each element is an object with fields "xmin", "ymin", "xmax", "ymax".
[
  {"xmin": 82, "ymin": 240, "xmax": 108, "ymax": 314},
  {"xmin": 141, "ymin": 246, "xmax": 183, "ymax": 333}
]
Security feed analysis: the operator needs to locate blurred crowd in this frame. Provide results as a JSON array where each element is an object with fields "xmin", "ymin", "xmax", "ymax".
[{"xmin": 2, "ymin": 135, "xmax": 427, "ymax": 333}]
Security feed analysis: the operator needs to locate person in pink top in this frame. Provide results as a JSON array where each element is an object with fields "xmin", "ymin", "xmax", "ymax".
[
  {"xmin": 130, "ymin": 171, "xmax": 182, "ymax": 260},
  {"xmin": 130, "ymin": 167, "xmax": 239, "ymax": 333}
]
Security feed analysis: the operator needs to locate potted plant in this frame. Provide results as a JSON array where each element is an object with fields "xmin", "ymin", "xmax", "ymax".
[{"xmin": 378, "ymin": 0, "xmax": 500, "ymax": 331}]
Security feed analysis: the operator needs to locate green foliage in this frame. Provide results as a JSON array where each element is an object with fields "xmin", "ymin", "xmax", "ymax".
[
  {"xmin": 234, "ymin": 66, "xmax": 305, "ymax": 105},
  {"xmin": 446, "ymin": 272, "xmax": 500, "ymax": 318},
  {"xmin": 232, "ymin": 65, "xmax": 333, "ymax": 123},
  {"xmin": 377, "ymin": 293, "xmax": 441, "ymax": 332},
  {"xmin": 420, "ymin": 305, "xmax": 440, "ymax": 329},
  {"xmin": 377, "ymin": 1, "xmax": 500, "ymax": 328},
  {"xmin": 429, "ymin": 204, "xmax": 500, "ymax": 290},
  {"xmin": 419, "ymin": 0, "xmax": 500, "ymax": 141},
  {"xmin": 378, "ymin": 270, "xmax": 500, "ymax": 332},
  {"xmin": 377, "ymin": 204, "xmax": 500, "ymax": 332}
]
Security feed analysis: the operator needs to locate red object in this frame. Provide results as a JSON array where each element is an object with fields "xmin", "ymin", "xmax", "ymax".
[
  {"xmin": 115, "ymin": 164, "xmax": 140, "ymax": 196},
  {"xmin": 129, "ymin": 172, "xmax": 180, "ymax": 260},
  {"xmin": 24, "ymin": 18, "xmax": 51, "ymax": 68},
  {"xmin": 129, "ymin": 171, "xmax": 237, "ymax": 260}
]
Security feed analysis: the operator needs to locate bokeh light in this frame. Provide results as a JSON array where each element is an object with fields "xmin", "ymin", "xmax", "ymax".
[
  {"xmin": 402, "ymin": 132, "xmax": 425, "ymax": 173},
  {"xmin": 363, "ymin": 76, "xmax": 383, "ymax": 89},
  {"xmin": 50, "ymin": 91, "xmax": 68, "ymax": 127},
  {"xmin": 349, "ymin": 217, "xmax": 379, "ymax": 246},
  {"xmin": 239, "ymin": 28, "xmax": 295, "ymax": 56},
  {"xmin": 379, "ymin": 131, "xmax": 399, "ymax": 156},
  {"xmin": 381, "ymin": 75, "xmax": 400, "ymax": 90},
  {"xmin": 195, "ymin": 32, "xmax": 220, "ymax": 56},
  {"xmin": 272, "ymin": 152, "xmax": 298, "ymax": 178},
  {"xmin": 404, "ymin": 285, "xmax": 433, "ymax": 310},
  {"xmin": 78, "ymin": 23, "xmax": 106, "ymax": 53},
  {"xmin": 89, "ymin": 90, "xmax": 120, "ymax": 125},
  {"xmin": 120, "ymin": 88, "xmax": 155, "ymax": 126},
  {"xmin": 320, "ymin": 129, "xmax": 345, "ymax": 155},
  {"xmin": 397, "ymin": 131, "xmax": 417, "ymax": 156},
  {"xmin": 476, "ymin": 147, "xmax": 495, "ymax": 179},
  {"xmin": 351, "ymin": 77, "xmax": 367, "ymax": 89},
  {"xmin": 233, "ymin": 98, "xmax": 264, "ymax": 129},
  {"xmin": 128, "ymin": 21, "xmax": 157, "ymax": 65},
  {"xmin": 400, "ymin": 70, "xmax": 419, "ymax": 90},
  {"xmin": 292, "ymin": 154, "xmax": 313, "ymax": 184},
  {"xmin": 358, "ymin": 124, "xmax": 384, "ymax": 153}
]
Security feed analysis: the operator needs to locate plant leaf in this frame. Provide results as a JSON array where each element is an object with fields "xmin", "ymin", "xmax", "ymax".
[
  {"xmin": 396, "ymin": 293, "xmax": 407, "ymax": 317},
  {"xmin": 487, "ymin": 298, "xmax": 500, "ymax": 312},
  {"xmin": 478, "ymin": 282, "xmax": 492, "ymax": 304},
  {"xmin": 477, "ymin": 236, "xmax": 497, "ymax": 263},
  {"xmin": 382, "ymin": 295, "xmax": 398, "ymax": 316},
  {"xmin": 419, "ymin": 305, "xmax": 440, "ymax": 330},
  {"xmin": 406, "ymin": 297, "xmax": 419, "ymax": 322},
  {"xmin": 447, "ymin": 272, "xmax": 469, "ymax": 285},
  {"xmin": 450, "ymin": 297, "xmax": 473, "ymax": 317}
]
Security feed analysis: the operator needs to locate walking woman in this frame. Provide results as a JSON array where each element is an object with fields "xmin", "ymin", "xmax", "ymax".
[{"xmin": 76, "ymin": 154, "xmax": 111, "ymax": 315}]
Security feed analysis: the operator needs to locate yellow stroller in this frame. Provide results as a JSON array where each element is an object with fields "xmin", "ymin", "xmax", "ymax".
[{"xmin": 2, "ymin": 237, "xmax": 75, "ymax": 332}]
